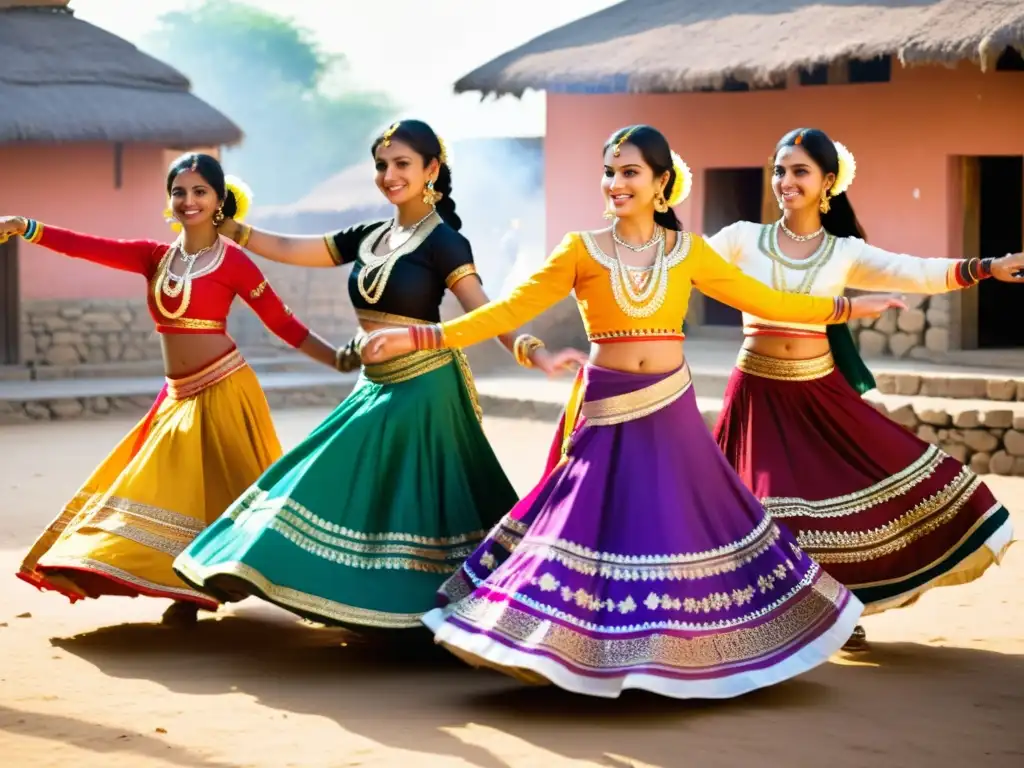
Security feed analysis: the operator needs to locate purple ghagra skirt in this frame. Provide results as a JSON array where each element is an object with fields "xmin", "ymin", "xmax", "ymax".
[{"xmin": 422, "ymin": 364, "xmax": 863, "ymax": 699}]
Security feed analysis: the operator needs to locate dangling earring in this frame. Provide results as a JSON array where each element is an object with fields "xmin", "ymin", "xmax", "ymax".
[
  {"xmin": 213, "ymin": 207, "xmax": 225, "ymax": 226},
  {"xmin": 777, "ymin": 197, "xmax": 785, "ymax": 210},
  {"xmin": 602, "ymin": 195, "xmax": 615, "ymax": 220},
  {"xmin": 818, "ymin": 189, "xmax": 831, "ymax": 214},
  {"xmin": 653, "ymin": 191, "xmax": 669, "ymax": 214},
  {"xmin": 423, "ymin": 179, "xmax": 442, "ymax": 207}
]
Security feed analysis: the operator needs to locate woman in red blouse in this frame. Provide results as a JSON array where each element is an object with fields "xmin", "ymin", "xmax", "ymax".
[{"xmin": 1, "ymin": 153, "xmax": 342, "ymax": 625}]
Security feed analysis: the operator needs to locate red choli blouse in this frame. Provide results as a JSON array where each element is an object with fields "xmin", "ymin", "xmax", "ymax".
[{"xmin": 29, "ymin": 224, "xmax": 310, "ymax": 348}]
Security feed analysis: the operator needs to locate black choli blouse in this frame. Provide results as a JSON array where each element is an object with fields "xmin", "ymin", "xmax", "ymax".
[{"xmin": 324, "ymin": 215, "xmax": 479, "ymax": 323}]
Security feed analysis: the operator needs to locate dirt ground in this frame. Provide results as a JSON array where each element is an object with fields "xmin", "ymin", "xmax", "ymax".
[{"xmin": 1, "ymin": 409, "xmax": 1022, "ymax": 768}]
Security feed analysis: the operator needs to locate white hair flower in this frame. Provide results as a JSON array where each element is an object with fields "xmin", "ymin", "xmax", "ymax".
[
  {"xmin": 831, "ymin": 141, "xmax": 857, "ymax": 197},
  {"xmin": 667, "ymin": 150, "xmax": 692, "ymax": 207}
]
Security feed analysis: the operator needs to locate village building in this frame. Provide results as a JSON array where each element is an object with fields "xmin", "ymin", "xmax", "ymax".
[
  {"xmin": 0, "ymin": 1, "xmax": 240, "ymax": 374},
  {"xmin": 453, "ymin": 0, "xmax": 1024, "ymax": 366}
]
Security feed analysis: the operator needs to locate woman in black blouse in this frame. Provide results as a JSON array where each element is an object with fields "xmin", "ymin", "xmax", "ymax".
[{"xmin": 174, "ymin": 120, "xmax": 585, "ymax": 631}]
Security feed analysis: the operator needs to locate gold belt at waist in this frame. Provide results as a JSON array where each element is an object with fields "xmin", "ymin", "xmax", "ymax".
[
  {"xmin": 362, "ymin": 348, "xmax": 454, "ymax": 385},
  {"xmin": 165, "ymin": 348, "xmax": 247, "ymax": 400},
  {"xmin": 736, "ymin": 349, "xmax": 834, "ymax": 381},
  {"xmin": 580, "ymin": 366, "xmax": 692, "ymax": 426}
]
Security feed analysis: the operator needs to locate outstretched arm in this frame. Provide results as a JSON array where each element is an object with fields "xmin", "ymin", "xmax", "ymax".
[
  {"xmin": 693, "ymin": 236, "xmax": 850, "ymax": 323},
  {"xmin": 363, "ymin": 233, "xmax": 581, "ymax": 362},
  {"xmin": 220, "ymin": 218, "xmax": 381, "ymax": 269},
  {"xmin": 5, "ymin": 217, "xmax": 159, "ymax": 276},
  {"xmin": 847, "ymin": 241, "xmax": 1024, "ymax": 293},
  {"xmin": 226, "ymin": 249, "xmax": 338, "ymax": 369}
]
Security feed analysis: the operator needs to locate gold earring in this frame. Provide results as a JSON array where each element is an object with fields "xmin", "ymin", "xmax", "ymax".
[
  {"xmin": 818, "ymin": 189, "xmax": 831, "ymax": 214},
  {"xmin": 423, "ymin": 179, "xmax": 442, "ymax": 207},
  {"xmin": 653, "ymin": 191, "xmax": 668, "ymax": 214},
  {"xmin": 777, "ymin": 197, "xmax": 785, "ymax": 210},
  {"xmin": 602, "ymin": 195, "xmax": 615, "ymax": 220},
  {"xmin": 213, "ymin": 207, "xmax": 225, "ymax": 226}
]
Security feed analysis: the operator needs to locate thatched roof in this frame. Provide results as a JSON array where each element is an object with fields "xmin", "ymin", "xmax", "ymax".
[
  {"xmin": 455, "ymin": 0, "xmax": 1024, "ymax": 96},
  {"xmin": 0, "ymin": 3, "xmax": 242, "ymax": 145}
]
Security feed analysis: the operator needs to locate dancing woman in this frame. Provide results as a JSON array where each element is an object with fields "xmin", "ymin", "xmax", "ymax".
[
  {"xmin": 3, "ymin": 153, "xmax": 341, "ymax": 625},
  {"xmin": 174, "ymin": 120, "xmax": 585, "ymax": 630},
  {"xmin": 708, "ymin": 128, "xmax": 1022, "ymax": 648},
  {"xmin": 363, "ymin": 125, "xmax": 905, "ymax": 698}
]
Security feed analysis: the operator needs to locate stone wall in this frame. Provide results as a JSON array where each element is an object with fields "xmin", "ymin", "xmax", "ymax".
[
  {"xmin": 850, "ymin": 294, "xmax": 950, "ymax": 360},
  {"xmin": 873, "ymin": 398, "xmax": 1024, "ymax": 476}
]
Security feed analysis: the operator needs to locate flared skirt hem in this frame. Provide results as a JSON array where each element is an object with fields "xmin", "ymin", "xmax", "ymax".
[
  {"xmin": 26, "ymin": 557, "xmax": 218, "ymax": 610},
  {"xmin": 175, "ymin": 556, "xmax": 426, "ymax": 629},
  {"xmin": 859, "ymin": 507, "xmax": 1013, "ymax": 615},
  {"xmin": 421, "ymin": 598, "xmax": 862, "ymax": 699}
]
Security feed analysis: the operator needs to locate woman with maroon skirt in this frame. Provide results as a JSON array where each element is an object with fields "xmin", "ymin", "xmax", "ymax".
[{"xmin": 709, "ymin": 128, "xmax": 1024, "ymax": 648}]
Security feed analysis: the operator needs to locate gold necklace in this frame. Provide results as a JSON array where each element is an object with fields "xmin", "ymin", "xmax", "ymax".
[
  {"xmin": 357, "ymin": 211, "xmax": 438, "ymax": 304},
  {"xmin": 761, "ymin": 222, "xmax": 835, "ymax": 295},
  {"xmin": 153, "ymin": 239, "xmax": 223, "ymax": 319}
]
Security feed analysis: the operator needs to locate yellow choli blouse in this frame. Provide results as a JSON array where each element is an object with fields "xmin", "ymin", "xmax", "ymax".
[{"xmin": 438, "ymin": 229, "xmax": 848, "ymax": 349}]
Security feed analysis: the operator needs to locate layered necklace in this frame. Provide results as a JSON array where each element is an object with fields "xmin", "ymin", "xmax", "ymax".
[
  {"xmin": 153, "ymin": 237, "xmax": 224, "ymax": 319},
  {"xmin": 582, "ymin": 222, "xmax": 690, "ymax": 318},
  {"xmin": 356, "ymin": 209, "xmax": 438, "ymax": 304},
  {"xmin": 760, "ymin": 221, "xmax": 836, "ymax": 295}
]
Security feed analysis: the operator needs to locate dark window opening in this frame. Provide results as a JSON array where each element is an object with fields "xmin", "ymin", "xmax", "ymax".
[
  {"xmin": 996, "ymin": 47, "xmax": 1024, "ymax": 72},
  {"xmin": 848, "ymin": 55, "xmax": 891, "ymax": 83}
]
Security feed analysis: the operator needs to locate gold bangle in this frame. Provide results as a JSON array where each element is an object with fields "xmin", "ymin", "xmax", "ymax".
[
  {"xmin": 513, "ymin": 334, "xmax": 545, "ymax": 368},
  {"xmin": 237, "ymin": 224, "xmax": 253, "ymax": 249}
]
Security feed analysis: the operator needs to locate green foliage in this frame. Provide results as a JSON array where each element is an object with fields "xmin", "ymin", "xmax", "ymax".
[{"xmin": 144, "ymin": 1, "xmax": 392, "ymax": 205}]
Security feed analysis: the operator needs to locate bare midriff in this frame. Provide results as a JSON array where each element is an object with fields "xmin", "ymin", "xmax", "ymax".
[{"xmin": 589, "ymin": 338, "xmax": 685, "ymax": 374}]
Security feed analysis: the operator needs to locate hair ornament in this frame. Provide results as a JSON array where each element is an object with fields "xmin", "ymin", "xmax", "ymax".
[
  {"xmin": 612, "ymin": 127, "xmax": 637, "ymax": 157},
  {"xmin": 381, "ymin": 122, "xmax": 401, "ymax": 148},
  {"xmin": 666, "ymin": 150, "xmax": 692, "ymax": 207},
  {"xmin": 225, "ymin": 175, "xmax": 253, "ymax": 223},
  {"xmin": 437, "ymin": 135, "xmax": 450, "ymax": 166},
  {"xmin": 830, "ymin": 140, "xmax": 857, "ymax": 197}
]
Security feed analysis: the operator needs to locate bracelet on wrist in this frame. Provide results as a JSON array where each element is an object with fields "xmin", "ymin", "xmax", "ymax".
[
  {"xmin": 513, "ymin": 334, "xmax": 545, "ymax": 368},
  {"xmin": 21, "ymin": 218, "xmax": 43, "ymax": 243},
  {"xmin": 408, "ymin": 324, "xmax": 443, "ymax": 350}
]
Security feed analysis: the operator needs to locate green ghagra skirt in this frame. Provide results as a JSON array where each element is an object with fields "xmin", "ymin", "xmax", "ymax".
[{"xmin": 173, "ymin": 348, "xmax": 518, "ymax": 629}]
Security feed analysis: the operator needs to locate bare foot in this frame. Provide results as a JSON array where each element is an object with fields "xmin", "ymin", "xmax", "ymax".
[
  {"xmin": 842, "ymin": 624, "xmax": 869, "ymax": 652},
  {"xmin": 161, "ymin": 601, "xmax": 200, "ymax": 627}
]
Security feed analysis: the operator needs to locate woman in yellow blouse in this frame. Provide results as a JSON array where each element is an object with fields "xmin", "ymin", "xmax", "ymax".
[{"xmin": 363, "ymin": 125, "xmax": 903, "ymax": 700}]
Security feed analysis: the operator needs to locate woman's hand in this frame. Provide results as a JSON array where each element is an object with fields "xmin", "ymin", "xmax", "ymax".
[
  {"xmin": 991, "ymin": 252, "xmax": 1024, "ymax": 282},
  {"xmin": 530, "ymin": 347, "xmax": 589, "ymax": 377},
  {"xmin": 0, "ymin": 216, "xmax": 28, "ymax": 244},
  {"xmin": 361, "ymin": 328, "xmax": 415, "ymax": 363},
  {"xmin": 848, "ymin": 294, "xmax": 908, "ymax": 320}
]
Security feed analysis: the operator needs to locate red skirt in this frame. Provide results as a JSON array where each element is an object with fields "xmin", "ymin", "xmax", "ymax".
[{"xmin": 713, "ymin": 349, "xmax": 1013, "ymax": 615}]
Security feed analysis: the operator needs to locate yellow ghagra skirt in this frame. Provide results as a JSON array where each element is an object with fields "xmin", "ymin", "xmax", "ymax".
[{"xmin": 17, "ymin": 348, "xmax": 281, "ymax": 608}]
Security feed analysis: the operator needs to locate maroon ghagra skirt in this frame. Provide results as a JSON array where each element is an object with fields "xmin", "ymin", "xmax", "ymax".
[{"xmin": 713, "ymin": 349, "xmax": 1013, "ymax": 615}]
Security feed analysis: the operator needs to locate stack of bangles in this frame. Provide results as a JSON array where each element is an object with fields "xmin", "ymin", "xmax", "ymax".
[
  {"xmin": 948, "ymin": 257, "xmax": 995, "ymax": 288},
  {"xmin": 513, "ymin": 334, "xmax": 545, "ymax": 368},
  {"xmin": 828, "ymin": 296, "xmax": 853, "ymax": 324}
]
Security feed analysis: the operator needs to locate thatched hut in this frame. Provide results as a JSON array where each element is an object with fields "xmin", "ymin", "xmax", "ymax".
[
  {"xmin": 456, "ymin": 0, "xmax": 1024, "ymax": 363},
  {"xmin": 0, "ymin": 1, "xmax": 241, "ymax": 371}
]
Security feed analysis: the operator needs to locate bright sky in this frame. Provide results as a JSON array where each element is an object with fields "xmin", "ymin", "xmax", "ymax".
[{"xmin": 68, "ymin": 0, "xmax": 619, "ymax": 139}]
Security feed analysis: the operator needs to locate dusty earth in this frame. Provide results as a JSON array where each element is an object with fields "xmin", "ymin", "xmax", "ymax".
[{"xmin": 1, "ymin": 409, "xmax": 1022, "ymax": 768}]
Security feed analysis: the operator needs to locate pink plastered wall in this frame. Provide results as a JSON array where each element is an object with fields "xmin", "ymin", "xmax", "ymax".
[
  {"xmin": 0, "ymin": 143, "xmax": 221, "ymax": 301},
  {"xmin": 544, "ymin": 63, "xmax": 1024, "ymax": 259}
]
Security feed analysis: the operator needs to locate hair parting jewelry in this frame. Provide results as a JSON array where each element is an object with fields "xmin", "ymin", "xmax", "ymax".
[
  {"xmin": 513, "ymin": 334, "xmax": 545, "ymax": 368},
  {"xmin": 408, "ymin": 324, "xmax": 443, "ymax": 350},
  {"xmin": 612, "ymin": 127, "xmax": 637, "ymax": 157},
  {"xmin": 381, "ymin": 122, "xmax": 401, "ymax": 148}
]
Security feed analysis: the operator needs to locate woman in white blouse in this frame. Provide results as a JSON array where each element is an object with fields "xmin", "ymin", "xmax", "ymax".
[{"xmin": 707, "ymin": 127, "xmax": 1024, "ymax": 650}]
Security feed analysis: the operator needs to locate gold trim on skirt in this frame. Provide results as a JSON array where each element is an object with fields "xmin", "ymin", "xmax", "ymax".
[
  {"xmin": 363, "ymin": 348, "xmax": 483, "ymax": 423},
  {"xmin": 735, "ymin": 349, "xmax": 834, "ymax": 382},
  {"xmin": 581, "ymin": 365, "xmax": 693, "ymax": 426},
  {"xmin": 166, "ymin": 348, "xmax": 247, "ymax": 400}
]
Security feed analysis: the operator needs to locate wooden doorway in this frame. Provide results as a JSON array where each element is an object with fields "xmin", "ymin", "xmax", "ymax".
[
  {"xmin": 955, "ymin": 156, "xmax": 1024, "ymax": 350},
  {"xmin": 0, "ymin": 236, "xmax": 18, "ymax": 365},
  {"xmin": 696, "ymin": 167, "xmax": 764, "ymax": 334}
]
